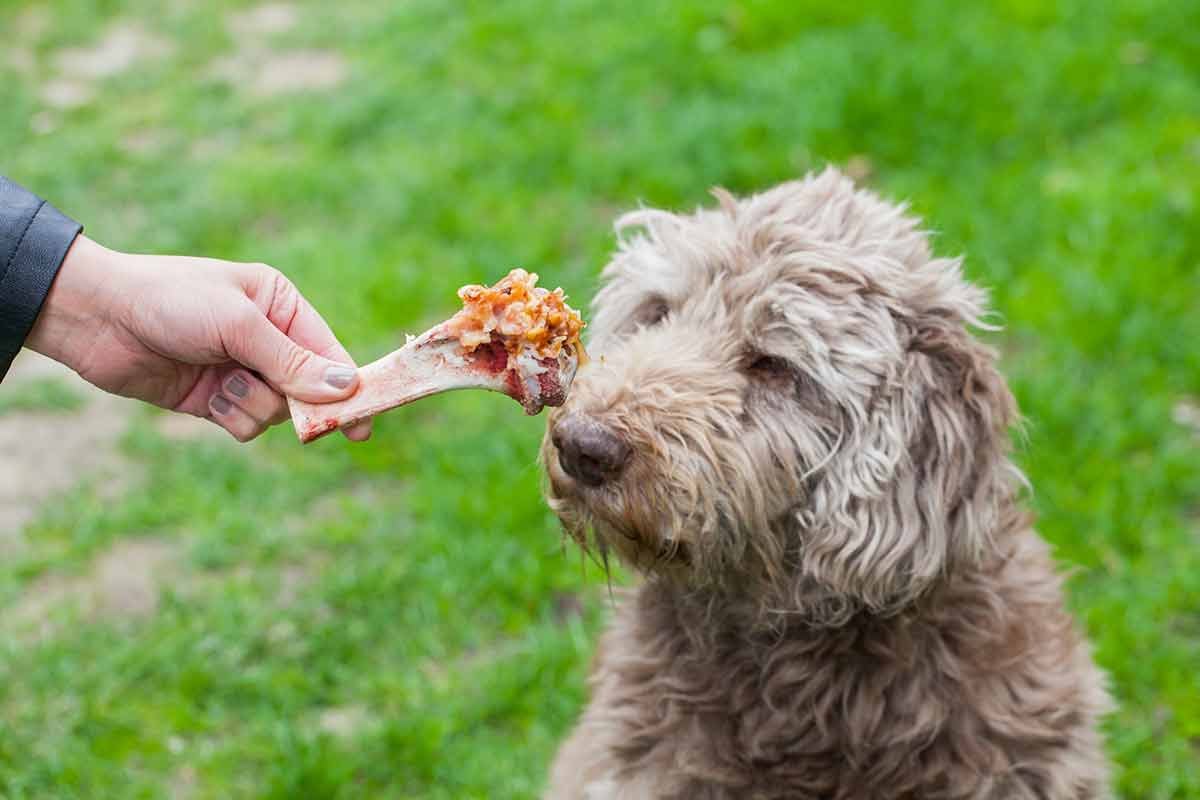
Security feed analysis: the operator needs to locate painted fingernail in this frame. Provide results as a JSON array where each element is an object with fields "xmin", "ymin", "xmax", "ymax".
[
  {"xmin": 226, "ymin": 375, "xmax": 249, "ymax": 398},
  {"xmin": 324, "ymin": 365, "xmax": 357, "ymax": 389},
  {"xmin": 211, "ymin": 394, "xmax": 232, "ymax": 415}
]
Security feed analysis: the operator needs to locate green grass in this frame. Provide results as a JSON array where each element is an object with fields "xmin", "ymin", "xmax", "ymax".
[
  {"xmin": 0, "ymin": 378, "xmax": 85, "ymax": 415},
  {"xmin": 1, "ymin": 0, "xmax": 1198, "ymax": 796}
]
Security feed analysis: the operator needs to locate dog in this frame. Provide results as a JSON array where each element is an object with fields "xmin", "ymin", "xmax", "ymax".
[{"xmin": 541, "ymin": 168, "xmax": 1111, "ymax": 799}]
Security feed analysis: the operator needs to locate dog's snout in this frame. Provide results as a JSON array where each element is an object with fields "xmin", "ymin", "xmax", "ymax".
[{"xmin": 552, "ymin": 413, "xmax": 631, "ymax": 486}]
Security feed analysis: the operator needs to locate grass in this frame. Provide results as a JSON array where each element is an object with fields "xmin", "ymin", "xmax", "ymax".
[
  {"xmin": 0, "ymin": 378, "xmax": 85, "ymax": 415},
  {"xmin": 1, "ymin": 0, "xmax": 1197, "ymax": 796}
]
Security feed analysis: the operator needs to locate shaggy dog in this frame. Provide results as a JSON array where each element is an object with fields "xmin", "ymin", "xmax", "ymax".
[{"xmin": 541, "ymin": 168, "xmax": 1111, "ymax": 799}]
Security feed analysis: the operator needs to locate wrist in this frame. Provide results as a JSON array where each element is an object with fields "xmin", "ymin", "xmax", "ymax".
[{"xmin": 26, "ymin": 235, "xmax": 123, "ymax": 369}]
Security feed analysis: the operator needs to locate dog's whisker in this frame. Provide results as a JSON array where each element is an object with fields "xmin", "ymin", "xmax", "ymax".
[{"xmin": 599, "ymin": 542, "xmax": 615, "ymax": 606}]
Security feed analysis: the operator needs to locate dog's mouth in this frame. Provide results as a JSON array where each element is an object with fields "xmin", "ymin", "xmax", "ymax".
[{"xmin": 543, "ymin": 434, "xmax": 695, "ymax": 572}]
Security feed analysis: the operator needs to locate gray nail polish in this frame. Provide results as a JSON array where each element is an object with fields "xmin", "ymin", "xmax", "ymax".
[
  {"xmin": 211, "ymin": 394, "xmax": 232, "ymax": 415},
  {"xmin": 226, "ymin": 375, "xmax": 249, "ymax": 398},
  {"xmin": 324, "ymin": 365, "xmax": 356, "ymax": 389}
]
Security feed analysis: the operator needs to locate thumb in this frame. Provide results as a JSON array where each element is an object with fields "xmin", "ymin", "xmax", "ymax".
[{"xmin": 227, "ymin": 308, "xmax": 360, "ymax": 403}]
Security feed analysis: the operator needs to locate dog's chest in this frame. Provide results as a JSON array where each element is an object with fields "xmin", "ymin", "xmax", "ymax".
[
  {"xmin": 594, "ymin": 606, "xmax": 925, "ymax": 797},
  {"xmin": 578, "ymin": 571, "xmax": 1108, "ymax": 800}
]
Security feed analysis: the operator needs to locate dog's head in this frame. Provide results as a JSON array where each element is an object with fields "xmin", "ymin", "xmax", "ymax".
[{"xmin": 542, "ymin": 168, "xmax": 1022, "ymax": 622}]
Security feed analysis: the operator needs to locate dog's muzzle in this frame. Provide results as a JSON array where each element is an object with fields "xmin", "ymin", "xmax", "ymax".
[{"xmin": 550, "ymin": 413, "xmax": 631, "ymax": 486}]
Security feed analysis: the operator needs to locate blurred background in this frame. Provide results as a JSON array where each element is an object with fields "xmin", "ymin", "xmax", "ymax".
[{"xmin": 1, "ymin": 0, "xmax": 1197, "ymax": 797}]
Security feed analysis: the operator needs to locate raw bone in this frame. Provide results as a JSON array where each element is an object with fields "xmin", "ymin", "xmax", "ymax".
[{"xmin": 288, "ymin": 322, "xmax": 579, "ymax": 443}]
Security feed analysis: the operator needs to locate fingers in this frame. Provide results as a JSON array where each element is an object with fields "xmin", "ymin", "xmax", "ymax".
[
  {"xmin": 224, "ymin": 301, "xmax": 361, "ymax": 404},
  {"xmin": 234, "ymin": 267, "xmax": 374, "ymax": 440},
  {"xmin": 228, "ymin": 314, "xmax": 375, "ymax": 440},
  {"xmin": 281, "ymin": 301, "xmax": 374, "ymax": 441},
  {"xmin": 207, "ymin": 369, "xmax": 291, "ymax": 441},
  {"xmin": 221, "ymin": 370, "xmax": 290, "ymax": 426},
  {"xmin": 343, "ymin": 419, "xmax": 372, "ymax": 442},
  {"xmin": 208, "ymin": 392, "xmax": 267, "ymax": 442},
  {"xmin": 207, "ymin": 368, "xmax": 368, "ymax": 443},
  {"xmin": 219, "ymin": 369, "xmax": 374, "ymax": 441},
  {"xmin": 288, "ymin": 317, "xmax": 375, "ymax": 441}
]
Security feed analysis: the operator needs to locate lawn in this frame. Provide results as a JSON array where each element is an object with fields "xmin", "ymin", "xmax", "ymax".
[{"xmin": 1, "ymin": 0, "xmax": 1197, "ymax": 797}]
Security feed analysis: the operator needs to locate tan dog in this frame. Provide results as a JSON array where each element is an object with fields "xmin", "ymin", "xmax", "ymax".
[{"xmin": 542, "ymin": 168, "xmax": 1111, "ymax": 799}]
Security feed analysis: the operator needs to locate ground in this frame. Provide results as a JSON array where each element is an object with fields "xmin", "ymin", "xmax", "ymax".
[{"xmin": 0, "ymin": 1, "xmax": 1197, "ymax": 798}]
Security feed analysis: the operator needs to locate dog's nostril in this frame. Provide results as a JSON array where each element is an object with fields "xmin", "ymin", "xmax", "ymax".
[{"xmin": 552, "ymin": 413, "xmax": 631, "ymax": 486}]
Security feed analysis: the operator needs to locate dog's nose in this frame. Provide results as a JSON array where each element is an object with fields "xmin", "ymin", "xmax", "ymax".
[{"xmin": 552, "ymin": 413, "xmax": 631, "ymax": 486}]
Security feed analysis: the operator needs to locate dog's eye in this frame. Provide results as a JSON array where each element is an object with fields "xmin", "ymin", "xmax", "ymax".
[
  {"xmin": 746, "ymin": 354, "xmax": 791, "ymax": 376},
  {"xmin": 633, "ymin": 298, "xmax": 670, "ymax": 329},
  {"xmin": 744, "ymin": 354, "xmax": 796, "ymax": 390}
]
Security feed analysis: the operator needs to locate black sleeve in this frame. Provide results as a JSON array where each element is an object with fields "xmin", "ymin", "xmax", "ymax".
[{"xmin": 0, "ymin": 176, "xmax": 83, "ymax": 381}]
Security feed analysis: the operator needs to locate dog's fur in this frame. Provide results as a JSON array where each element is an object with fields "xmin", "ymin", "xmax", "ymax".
[{"xmin": 541, "ymin": 168, "xmax": 1111, "ymax": 799}]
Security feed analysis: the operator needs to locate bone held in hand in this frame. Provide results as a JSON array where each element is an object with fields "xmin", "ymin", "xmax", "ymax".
[{"xmin": 288, "ymin": 269, "xmax": 587, "ymax": 443}]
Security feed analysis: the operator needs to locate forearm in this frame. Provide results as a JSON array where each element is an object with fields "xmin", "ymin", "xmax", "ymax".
[{"xmin": 0, "ymin": 176, "xmax": 83, "ymax": 379}]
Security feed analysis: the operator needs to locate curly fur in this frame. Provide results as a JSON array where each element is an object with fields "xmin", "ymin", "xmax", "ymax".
[{"xmin": 541, "ymin": 168, "xmax": 1111, "ymax": 799}]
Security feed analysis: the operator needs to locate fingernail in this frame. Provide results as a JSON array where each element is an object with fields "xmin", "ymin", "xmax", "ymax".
[
  {"xmin": 226, "ymin": 375, "xmax": 249, "ymax": 399},
  {"xmin": 324, "ymin": 365, "xmax": 357, "ymax": 389},
  {"xmin": 211, "ymin": 394, "xmax": 232, "ymax": 415}
]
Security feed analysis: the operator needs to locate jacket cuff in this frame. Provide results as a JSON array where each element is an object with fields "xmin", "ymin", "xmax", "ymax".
[{"xmin": 0, "ymin": 181, "xmax": 83, "ymax": 381}]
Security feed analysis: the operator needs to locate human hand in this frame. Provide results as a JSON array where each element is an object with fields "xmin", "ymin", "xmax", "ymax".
[{"xmin": 26, "ymin": 235, "xmax": 371, "ymax": 442}]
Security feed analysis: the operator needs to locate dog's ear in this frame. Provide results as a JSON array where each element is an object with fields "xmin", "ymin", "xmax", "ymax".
[
  {"xmin": 904, "ymin": 298, "xmax": 1022, "ymax": 561},
  {"xmin": 802, "ymin": 262, "xmax": 1022, "ymax": 613}
]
